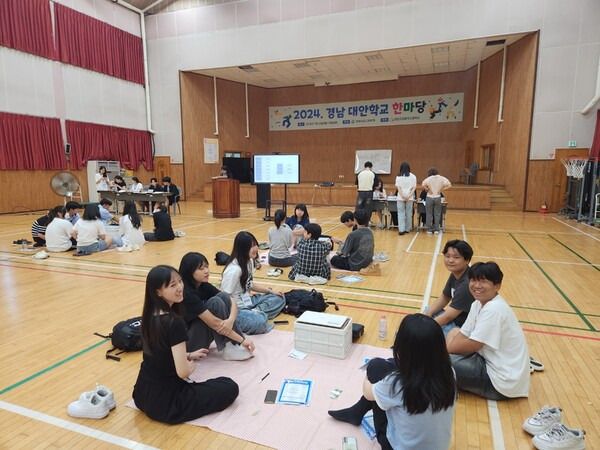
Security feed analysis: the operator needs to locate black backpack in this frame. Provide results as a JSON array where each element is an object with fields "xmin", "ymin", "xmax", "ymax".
[
  {"xmin": 282, "ymin": 289, "xmax": 338, "ymax": 317},
  {"xmin": 95, "ymin": 317, "xmax": 143, "ymax": 361},
  {"xmin": 215, "ymin": 251, "xmax": 230, "ymax": 266}
]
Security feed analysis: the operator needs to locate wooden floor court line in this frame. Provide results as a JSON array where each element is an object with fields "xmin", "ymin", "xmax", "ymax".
[
  {"xmin": 509, "ymin": 234, "xmax": 596, "ymax": 332},
  {"xmin": 548, "ymin": 235, "xmax": 600, "ymax": 272},
  {"xmin": 0, "ymin": 400, "xmax": 156, "ymax": 449},
  {"xmin": 552, "ymin": 217, "xmax": 600, "ymax": 241}
]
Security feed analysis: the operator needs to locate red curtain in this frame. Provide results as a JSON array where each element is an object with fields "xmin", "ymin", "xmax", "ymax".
[
  {"xmin": 0, "ymin": 0, "xmax": 55, "ymax": 59},
  {"xmin": 590, "ymin": 110, "xmax": 600, "ymax": 160},
  {"xmin": 0, "ymin": 112, "xmax": 65, "ymax": 170},
  {"xmin": 66, "ymin": 120, "xmax": 153, "ymax": 170},
  {"xmin": 54, "ymin": 4, "xmax": 145, "ymax": 85}
]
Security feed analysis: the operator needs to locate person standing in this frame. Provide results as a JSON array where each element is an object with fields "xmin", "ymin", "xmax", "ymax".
[
  {"xmin": 356, "ymin": 161, "xmax": 376, "ymax": 221},
  {"xmin": 422, "ymin": 167, "xmax": 451, "ymax": 235},
  {"xmin": 395, "ymin": 162, "xmax": 417, "ymax": 235}
]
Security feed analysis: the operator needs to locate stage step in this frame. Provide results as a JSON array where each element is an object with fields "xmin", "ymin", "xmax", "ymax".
[{"xmin": 491, "ymin": 188, "xmax": 520, "ymax": 211}]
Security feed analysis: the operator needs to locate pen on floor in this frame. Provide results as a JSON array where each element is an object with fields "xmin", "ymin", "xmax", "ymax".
[{"xmin": 259, "ymin": 372, "xmax": 270, "ymax": 383}]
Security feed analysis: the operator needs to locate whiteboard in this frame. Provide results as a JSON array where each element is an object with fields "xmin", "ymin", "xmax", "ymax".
[{"xmin": 354, "ymin": 150, "xmax": 392, "ymax": 174}]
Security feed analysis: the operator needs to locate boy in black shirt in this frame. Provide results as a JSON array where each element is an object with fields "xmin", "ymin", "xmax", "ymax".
[{"xmin": 424, "ymin": 240, "xmax": 474, "ymax": 336}]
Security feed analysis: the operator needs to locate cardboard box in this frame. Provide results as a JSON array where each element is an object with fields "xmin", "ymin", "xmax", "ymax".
[{"xmin": 294, "ymin": 311, "xmax": 352, "ymax": 359}]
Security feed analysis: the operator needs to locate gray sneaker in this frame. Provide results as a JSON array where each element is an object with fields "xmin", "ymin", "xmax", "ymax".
[
  {"xmin": 373, "ymin": 252, "xmax": 389, "ymax": 262},
  {"xmin": 523, "ymin": 406, "xmax": 562, "ymax": 435},
  {"xmin": 308, "ymin": 276, "xmax": 327, "ymax": 285},
  {"xmin": 531, "ymin": 423, "xmax": 585, "ymax": 450},
  {"xmin": 294, "ymin": 274, "xmax": 310, "ymax": 284}
]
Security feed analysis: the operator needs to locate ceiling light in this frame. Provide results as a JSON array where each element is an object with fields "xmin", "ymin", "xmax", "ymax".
[
  {"xmin": 365, "ymin": 54, "xmax": 383, "ymax": 61},
  {"xmin": 433, "ymin": 61, "xmax": 448, "ymax": 67}
]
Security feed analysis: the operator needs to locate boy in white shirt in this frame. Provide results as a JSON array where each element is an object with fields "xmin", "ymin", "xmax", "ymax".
[{"xmin": 446, "ymin": 261, "xmax": 529, "ymax": 400}]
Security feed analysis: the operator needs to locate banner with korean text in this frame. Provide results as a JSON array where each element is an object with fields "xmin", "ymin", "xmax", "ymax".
[{"xmin": 269, "ymin": 93, "xmax": 463, "ymax": 131}]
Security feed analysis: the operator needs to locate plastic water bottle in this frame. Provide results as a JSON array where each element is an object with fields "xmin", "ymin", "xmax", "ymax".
[{"xmin": 379, "ymin": 315, "xmax": 387, "ymax": 340}]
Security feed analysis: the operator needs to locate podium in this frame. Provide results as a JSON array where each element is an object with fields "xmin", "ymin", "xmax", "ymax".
[{"xmin": 212, "ymin": 178, "xmax": 240, "ymax": 218}]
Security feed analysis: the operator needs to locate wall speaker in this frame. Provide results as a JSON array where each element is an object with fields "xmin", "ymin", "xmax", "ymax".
[{"xmin": 65, "ymin": 143, "xmax": 71, "ymax": 155}]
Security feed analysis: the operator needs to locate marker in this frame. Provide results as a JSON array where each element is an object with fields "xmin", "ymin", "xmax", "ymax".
[{"xmin": 259, "ymin": 372, "xmax": 270, "ymax": 383}]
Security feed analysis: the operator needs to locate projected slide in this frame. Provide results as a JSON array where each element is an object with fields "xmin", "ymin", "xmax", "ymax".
[{"xmin": 254, "ymin": 154, "xmax": 300, "ymax": 184}]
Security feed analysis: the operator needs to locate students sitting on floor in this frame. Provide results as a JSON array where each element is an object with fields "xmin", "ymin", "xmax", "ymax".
[
  {"xmin": 64, "ymin": 201, "xmax": 81, "ymax": 226},
  {"xmin": 71, "ymin": 203, "xmax": 114, "ymax": 255},
  {"xmin": 143, "ymin": 205, "xmax": 175, "ymax": 242},
  {"xmin": 330, "ymin": 209, "xmax": 374, "ymax": 272},
  {"xmin": 446, "ymin": 261, "xmax": 530, "ymax": 400},
  {"xmin": 31, "ymin": 207, "xmax": 61, "ymax": 247},
  {"xmin": 179, "ymin": 252, "xmax": 255, "ymax": 361},
  {"xmin": 46, "ymin": 206, "xmax": 77, "ymax": 252},
  {"xmin": 328, "ymin": 314, "xmax": 456, "ymax": 449},
  {"xmin": 132, "ymin": 265, "xmax": 239, "ymax": 425},
  {"xmin": 424, "ymin": 240, "xmax": 475, "ymax": 336},
  {"xmin": 118, "ymin": 200, "xmax": 145, "ymax": 249},
  {"xmin": 220, "ymin": 231, "xmax": 286, "ymax": 335},
  {"xmin": 285, "ymin": 203, "xmax": 310, "ymax": 247},
  {"xmin": 288, "ymin": 223, "xmax": 332, "ymax": 282},
  {"xmin": 268, "ymin": 209, "xmax": 298, "ymax": 268},
  {"xmin": 331, "ymin": 211, "xmax": 357, "ymax": 248},
  {"xmin": 98, "ymin": 198, "xmax": 114, "ymax": 226}
]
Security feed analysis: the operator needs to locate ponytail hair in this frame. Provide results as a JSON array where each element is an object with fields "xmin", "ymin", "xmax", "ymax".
[{"xmin": 274, "ymin": 209, "xmax": 286, "ymax": 229}]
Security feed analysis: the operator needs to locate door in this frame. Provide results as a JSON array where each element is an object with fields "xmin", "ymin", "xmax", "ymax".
[
  {"xmin": 154, "ymin": 156, "xmax": 171, "ymax": 183},
  {"xmin": 551, "ymin": 148, "xmax": 589, "ymax": 211}
]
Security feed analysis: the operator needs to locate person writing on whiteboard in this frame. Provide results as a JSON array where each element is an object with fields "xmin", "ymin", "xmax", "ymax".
[
  {"xmin": 95, "ymin": 166, "xmax": 110, "ymax": 192},
  {"xmin": 422, "ymin": 167, "xmax": 451, "ymax": 235},
  {"xmin": 355, "ymin": 161, "xmax": 376, "ymax": 222},
  {"xmin": 395, "ymin": 162, "xmax": 417, "ymax": 235}
]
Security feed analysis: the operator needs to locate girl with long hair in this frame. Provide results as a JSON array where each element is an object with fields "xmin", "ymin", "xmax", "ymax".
[
  {"xmin": 71, "ymin": 203, "xmax": 114, "ymax": 255},
  {"xmin": 95, "ymin": 165, "xmax": 110, "ymax": 193},
  {"xmin": 119, "ymin": 200, "xmax": 145, "ymax": 250},
  {"xmin": 329, "ymin": 314, "xmax": 456, "ymax": 449},
  {"xmin": 267, "ymin": 209, "xmax": 298, "ymax": 267},
  {"xmin": 179, "ymin": 252, "xmax": 255, "ymax": 361},
  {"xmin": 132, "ymin": 265, "xmax": 238, "ymax": 424},
  {"xmin": 221, "ymin": 231, "xmax": 286, "ymax": 334},
  {"xmin": 394, "ymin": 161, "xmax": 417, "ymax": 235},
  {"xmin": 285, "ymin": 203, "xmax": 310, "ymax": 247},
  {"xmin": 372, "ymin": 179, "xmax": 387, "ymax": 229}
]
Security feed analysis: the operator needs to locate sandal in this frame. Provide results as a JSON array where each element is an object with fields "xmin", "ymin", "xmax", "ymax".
[{"xmin": 267, "ymin": 268, "xmax": 283, "ymax": 277}]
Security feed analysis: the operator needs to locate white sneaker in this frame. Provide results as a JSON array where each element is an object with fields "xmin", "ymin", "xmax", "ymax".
[
  {"xmin": 67, "ymin": 393, "xmax": 110, "ymax": 419},
  {"xmin": 530, "ymin": 357, "xmax": 545, "ymax": 372},
  {"xmin": 531, "ymin": 423, "xmax": 585, "ymax": 450},
  {"xmin": 434, "ymin": 230, "xmax": 439, "ymax": 235},
  {"xmin": 32, "ymin": 251, "xmax": 49, "ymax": 259},
  {"xmin": 130, "ymin": 244, "xmax": 140, "ymax": 251},
  {"xmin": 308, "ymin": 276, "xmax": 328, "ymax": 285},
  {"xmin": 373, "ymin": 252, "xmax": 389, "ymax": 262},
  {"xmin": 117, "ymin": 244, "xmax": 132, "ymax": 252},
  {"xmin": 222, "ymin": 342, "xmax": 253, "ymax": 361},
  {"xmin": 523, "ymin": 406, "xmax": 563, "ymax": 435},
  {"xmin": 294, "ymin": 274, "xmax": 310, "ymax": 284},
  {"xmin": 79, "ymin": 385, "xmax": 116, "ymax": 410}
]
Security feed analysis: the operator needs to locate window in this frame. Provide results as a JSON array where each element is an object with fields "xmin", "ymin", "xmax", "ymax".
[{"xmin": 480, "ymin": 144, "xmax": 495, "ymax": 170}]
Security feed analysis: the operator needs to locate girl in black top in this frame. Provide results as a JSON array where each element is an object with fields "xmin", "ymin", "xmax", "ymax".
[
  {"xmin": 132, "ymin": 265, "xmax": 239, "ymax": 424},
  {"xmin": 143, "ymin": 205, "xmax": 175, "ymax": 241},
  {"xmin": 179, "ymin": 252, "xmax": 255, "ymax": 360}
]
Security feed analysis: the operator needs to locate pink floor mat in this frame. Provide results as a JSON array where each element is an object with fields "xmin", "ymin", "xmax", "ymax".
[{"xmin": 127, "ymin": 330, "xmax": 391, "ymax": 449}]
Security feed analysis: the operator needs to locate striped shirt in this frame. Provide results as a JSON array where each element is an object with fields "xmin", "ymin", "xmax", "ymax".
[{"xmin": 31, "ymin": 215, "xmax": 51, "ymax": 241}]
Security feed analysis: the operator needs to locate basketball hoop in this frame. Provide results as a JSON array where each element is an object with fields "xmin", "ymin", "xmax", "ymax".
[{"xmin": 561, "ymin": 157, "xmax": 588, "ymax": 179}]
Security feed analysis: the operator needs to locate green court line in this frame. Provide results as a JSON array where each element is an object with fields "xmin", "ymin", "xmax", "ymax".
[
  {"xmin": 511, "ymin": 305, "xmax": 576, "ymax": 315},
  {"xmin": 6, "ymin": 258, "xmax": 146, "ymax": 278},
  {"xmin": 0, "ymin": 339, "xmax": 108, "ymax": 395},
  {"xmin": 548, "ymin": 235, "xmax": 600, "ymax": 273},
  {"xmin": 518, "ymin": 320, "xmax": 597, "ymax": 333},
  {"xmin": 509, "ymin": 233, "xmax": 596, "ymax": 332}
]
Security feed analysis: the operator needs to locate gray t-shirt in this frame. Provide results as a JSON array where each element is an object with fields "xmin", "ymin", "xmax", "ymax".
[
  {"xmin": 342, "ymin": 227, "xmax": 374, "ymax": 270},
  {"xmin": 268, "ymin": 224, "xmax": 293, "ymax": 259},
  {"xmin": 374, "ymin": 374, "xmax": 455, "ymax": 449}
]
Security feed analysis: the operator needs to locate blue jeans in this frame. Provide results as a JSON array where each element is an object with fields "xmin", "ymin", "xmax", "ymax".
[
  {"xmin": 77, "ymin": 239, "xmax": 108, "ymax": 253},
  {"xmin": 235, "ymin": 293, "xmax": 285, "ymax": 335},
  {"xmin": 424, "ymin": 306, "xmax": 458, "ymax": 337},
  {"xmin": 396, "ymin": 199, "xmax": 413, "ymax": 232}
]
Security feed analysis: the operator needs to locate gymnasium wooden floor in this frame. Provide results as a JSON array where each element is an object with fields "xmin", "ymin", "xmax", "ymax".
[{"xmin": 1, "ymin": 201, "xmax": 599, "ymax": 449}]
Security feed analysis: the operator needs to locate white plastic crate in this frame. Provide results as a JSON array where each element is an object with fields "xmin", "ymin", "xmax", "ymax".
[{"xmin": 294, "ymin": 311, "xmax": 352, "ymax": 359}]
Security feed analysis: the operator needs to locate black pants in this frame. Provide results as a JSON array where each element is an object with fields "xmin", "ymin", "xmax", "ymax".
[
  {"xmin": 367, "ymin": 358, "xmax": 397, "ymax": 450},
  {"xmin": 330, "ymin": 255, "xmax": 353, "ymax": 271},
  {"xmin": 356, "ymin": 191, "xmax": 373, "ymax": 219}
]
